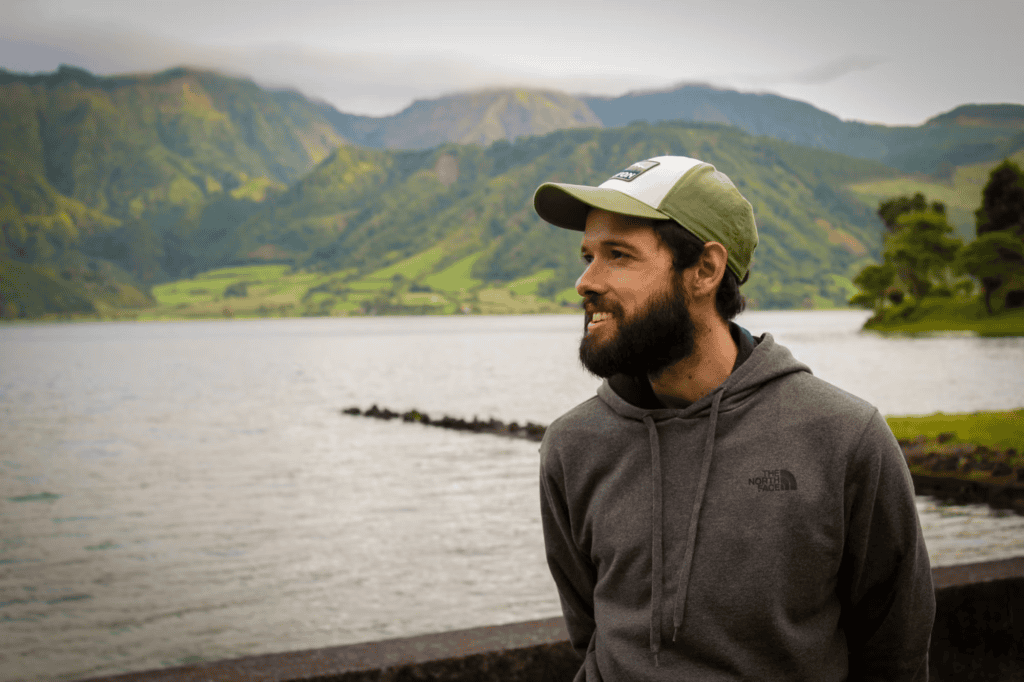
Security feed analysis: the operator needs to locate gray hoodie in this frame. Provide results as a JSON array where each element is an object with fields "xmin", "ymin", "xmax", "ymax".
[{"xmin": 540, "ymin": 330, "xmax": 934, "ymax": 681}]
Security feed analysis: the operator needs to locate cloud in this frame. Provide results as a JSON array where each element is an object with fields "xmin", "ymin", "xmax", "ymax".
[
  {"xmin": 723, "ymin": 54, "xmax": 887, "ymax": 93},
  {"xmin": 786, "ymin": 56, "xmax": 887, "ymax": 86},
  {"xmin": 0, "ymin": 23, "xmax": 655, "ymax": 116}
]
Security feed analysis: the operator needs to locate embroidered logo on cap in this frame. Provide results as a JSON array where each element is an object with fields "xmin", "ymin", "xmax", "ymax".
[{"xmin": 609, "ymin": 160, "xmax": 660, "ymax": 182}]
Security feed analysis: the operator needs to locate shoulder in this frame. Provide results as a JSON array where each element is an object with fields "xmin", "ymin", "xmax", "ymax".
[
  {"xmin": 540, "ymin": 394, "xmax": 627, "ymax": 471},
  {"xmin": 781, "ymin": 374, "xmax": 907, "ymax": 478},
  {"xmin": 542, "ymin": 395, "xmax": 614, "ymax": 447},
  {"xmin": 779, "ymin": 371, "xmax": 876, "ymax": 419},
  {"xmin": 743, "ymin": 365, "xmax": 892, "ymax": 462}
]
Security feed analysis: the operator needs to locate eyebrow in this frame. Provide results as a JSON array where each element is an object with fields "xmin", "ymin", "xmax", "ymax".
[{"xmin": 580, "ymin": 238, "xmax": 638, "ymax": 254}]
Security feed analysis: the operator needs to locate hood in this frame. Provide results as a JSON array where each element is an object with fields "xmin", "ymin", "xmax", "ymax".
[
  {"xmin": 597, "ymin": 330, "xmax": 811, "ymax": 420},
  {"xmin": 594, "ymin": 331, "xmax": 811, "ymax": 665}
]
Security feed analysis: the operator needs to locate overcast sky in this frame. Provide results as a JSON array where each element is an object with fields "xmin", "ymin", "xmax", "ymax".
[{"xmin": 2, "ymin": 0, "xmax": 1021, "ymax": 126}]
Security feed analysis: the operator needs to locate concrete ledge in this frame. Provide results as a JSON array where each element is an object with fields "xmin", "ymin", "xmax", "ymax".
[
  {"xmin": 77, "ymin": 617, "xmax": 578, "ymax": 682},
  {"xmin": 80, "ymin": 558, "xmax": 1024, "ymax": 682}
]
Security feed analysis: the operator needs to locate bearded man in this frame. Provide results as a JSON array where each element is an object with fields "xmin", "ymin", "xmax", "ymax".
[{"xmin": 533, "ymin": 156, "xmax": 935, "ymax": 681}]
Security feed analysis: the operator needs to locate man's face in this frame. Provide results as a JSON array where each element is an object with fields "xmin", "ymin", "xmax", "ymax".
[{"xmin": 577, "ymin": 210, "xmax": 696, "ymax": 378}]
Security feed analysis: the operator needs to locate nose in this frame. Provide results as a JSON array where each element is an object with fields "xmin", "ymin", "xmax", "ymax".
[{"xmin": 576, "ymin": 260, "xmax": 605, "ymax": 298}]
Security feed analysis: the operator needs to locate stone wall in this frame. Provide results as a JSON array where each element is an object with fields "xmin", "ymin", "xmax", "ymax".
[{"xmin": 80, "ymin": 558, "xmax": 1023, "ymax": 682}]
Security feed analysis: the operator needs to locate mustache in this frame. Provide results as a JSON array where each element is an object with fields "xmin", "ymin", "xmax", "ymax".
[{"xmin": 582, "ymin": 294, "xmax": 622, "ymax": 316}]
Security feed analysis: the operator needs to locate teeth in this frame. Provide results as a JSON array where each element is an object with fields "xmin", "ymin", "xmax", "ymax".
[{"xmin": 591, "ymin": 312, "xmax": 610, "ymax": 322}]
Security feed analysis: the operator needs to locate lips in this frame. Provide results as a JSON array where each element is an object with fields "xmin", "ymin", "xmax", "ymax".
[{"xmin": 585, "ymin": 310, "xmax": 614, "ymax": 333}]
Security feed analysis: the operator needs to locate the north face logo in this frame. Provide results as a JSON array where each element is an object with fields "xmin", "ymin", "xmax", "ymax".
[
  {"xmin": 748, "ymin": 469, "xmax": 797, "ymax": 492},
  {"xmin": 609, "ymin": 160, "xmax": 659, "ymax": 182}
]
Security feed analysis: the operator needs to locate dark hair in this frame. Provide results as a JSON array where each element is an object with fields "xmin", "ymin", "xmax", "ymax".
[{"xmin": 651, "ymin": 220, "xmax": 746, "ymax": 320}]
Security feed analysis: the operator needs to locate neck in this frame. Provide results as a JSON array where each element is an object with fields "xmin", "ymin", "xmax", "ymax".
[{"xmin": 648, "ymin": 316, "xmax": 736, "ymax": 404}]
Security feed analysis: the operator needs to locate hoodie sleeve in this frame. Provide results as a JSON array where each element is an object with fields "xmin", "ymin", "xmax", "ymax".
[
  {"xmin": 539, "ymin": 438, "xmax": 598, "ymax": 662},
  {"xmin": 838, "ymin": 409, "xmax": 936, "ymax": 682}
]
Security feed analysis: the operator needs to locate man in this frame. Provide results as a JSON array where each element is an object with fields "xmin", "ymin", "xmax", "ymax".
[{"xmin": 533, "ymin": 156, "xmax": 935, "ymax": 681}]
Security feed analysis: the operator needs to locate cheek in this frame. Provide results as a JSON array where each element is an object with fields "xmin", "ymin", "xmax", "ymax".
[{"xmin": 617, "ymin": 270, "xmax": 671, "ymax": 302}]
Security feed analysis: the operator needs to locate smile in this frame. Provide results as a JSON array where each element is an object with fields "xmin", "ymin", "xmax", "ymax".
[{"xmin": 587, "ymin": 311, "xmax": 613, "ymax": 332}]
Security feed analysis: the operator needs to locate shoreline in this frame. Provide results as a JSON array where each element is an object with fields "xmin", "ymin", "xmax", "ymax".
[{"xmin": 861, "ymin": 296, "xmax": 1024, "ymax": 337}]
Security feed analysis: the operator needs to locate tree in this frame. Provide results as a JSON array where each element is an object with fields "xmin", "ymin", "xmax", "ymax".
[
  {"xmin": 962, "ymin": 160, "xmax": 1024, "ymax": 313},
  {"xmin": 956, "ymin": 231, "xmax": 1024, "ymax": 313},
  {"xmin": 877, "ymin": 193, "xmax": 946, "ymax": 232},
  {"xmin": 850, "ymin": 194, "xmax": 960, "ymax": 310},
  {"xmin": 885, "ymin": 209, "xmax": 961, "ymax": 302},
  {"xmin": 976, "ymin": 160, "xmax": 1024, "ymax": 237},
  {"xmin": 850, "ymin": 263, "xmax": 895, "ymax": 313}
]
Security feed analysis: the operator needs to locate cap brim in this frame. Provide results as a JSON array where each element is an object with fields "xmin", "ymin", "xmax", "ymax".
[{"xmin": 534, "ymin": 182, "xmax": 670, "ymax": 231}]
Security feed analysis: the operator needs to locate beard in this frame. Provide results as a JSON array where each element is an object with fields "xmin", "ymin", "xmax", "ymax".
[{"xmin": 579, "ymin": 280, "xmax": 696, "ymax": 379}]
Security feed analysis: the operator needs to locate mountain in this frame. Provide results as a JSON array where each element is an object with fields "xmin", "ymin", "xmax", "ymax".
[
  {"xmin": 205, "ymin": 120, "xmax": 900, "ymax": 310},
  {"xmin": 3, "ymin": 64, "xmax": 1022, "ymax": 318},
  {"xmin": 320, "ymin": 89, "xmax": 602, "ymax": 150},
  {"xmin": 311, "ymin": 83, "xmax": 1024, "ymax": 175},
  {"xmin": 925, "ymin": 104, "xmax": 1024, "ymax": 128},
  {"xmin": 299, "ymin": 79, "xmax": 1024, "ymax": 176},
  {"xmin": 0, "ymin": 64, "xmax": 351, "ymax": 314},
  {"xmin": 584, "ymin": 84, "xmax": 879, "ymax": 154},
  {"xmin": 582, "ymin": 85, "xmax": 1024, "ymax": 175}
]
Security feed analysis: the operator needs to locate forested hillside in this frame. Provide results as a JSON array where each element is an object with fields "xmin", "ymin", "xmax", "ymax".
[
  {"xmin": 181, "ymin": 120, "xmax": 900, "ymax": 311},
  {"xmin": 1, "ymin": 64, "xmax": 1022, "ymax": 318},
  {"xmin": 0, "ymin": 65, "xmax": 347, "ymax": 315}
]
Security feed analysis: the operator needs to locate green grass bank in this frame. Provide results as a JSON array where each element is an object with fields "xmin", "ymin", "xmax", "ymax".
[
  {"xmin": 886, "ymin": 409, "xmax": 1023, "ymax": 460},
  {"xmin": 863, "ymin": 296, "xmax": 1024, "ymax": 336}
]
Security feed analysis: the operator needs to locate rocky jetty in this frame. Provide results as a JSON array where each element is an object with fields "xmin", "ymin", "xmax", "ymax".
[
  {"xmin": 342, "ymin": 406, "xmax": 1024, "ymax": 515},
  {"xmin": 342, "ymin": 405, "xmax": 547, "ymax": 441}
]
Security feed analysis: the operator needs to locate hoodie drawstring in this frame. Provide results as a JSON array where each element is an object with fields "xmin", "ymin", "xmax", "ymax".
[
  {"xmin": 672, "ymin": 387, "xmax": 723, "ymax": 641},
  {"xmin": 645, "ymin": 387, "xmax": 725, "ymax": 663},
  {"xmin": 643, "ymin": 414, "xmax": 663, "ymax": 666}
]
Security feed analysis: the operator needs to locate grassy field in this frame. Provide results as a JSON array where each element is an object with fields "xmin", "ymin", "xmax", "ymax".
[
  {"xmin": 422, "ymin": 252, "xmax": 484, "ymax": 292},
  {"xmin": 143, "ymin": 258, "xmax": 578, "ymax": 320},
  {"xmin": 863, "ymin": 296, "xmax": 1024, "ymax": 336},
  {"xmin": 886, "ymin": 409, "xmax": 1023, "ymax": 465}
]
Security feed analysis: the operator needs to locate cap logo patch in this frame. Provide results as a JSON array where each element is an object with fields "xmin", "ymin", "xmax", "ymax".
[{"xmin": 609, "ymin": 160, "xmax": 660, "ymax": 182}]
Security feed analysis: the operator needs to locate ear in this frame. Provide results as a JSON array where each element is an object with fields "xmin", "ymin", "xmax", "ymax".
[{"xmin": 686, "ymin": 241, "xmax": 729, "ymax": 301}]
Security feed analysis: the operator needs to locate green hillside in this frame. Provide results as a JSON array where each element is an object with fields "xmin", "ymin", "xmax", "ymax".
[
  {"xmin": 321, "ymin": 89, "xmax": 602, "ymax": 150},
  {"xmin": 3, "ymin": 64, "xmax": 1023, "ymax": 319},
  {"xmin": 0, "ymin": 64, "xmax": 346, "ymax": 310},
  {"xmin": 198, "ymin": 120, "xmax": 900, "ymax": 313},
  {"xmin": 584, "ymin": 87, "xmax": 1024, "ymax": 175},
  {"xmin": 848, "ymin": 147, "xmax": 1024, "ymax": 240}
]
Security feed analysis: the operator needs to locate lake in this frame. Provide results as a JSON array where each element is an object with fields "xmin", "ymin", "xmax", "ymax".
[{"xmin": 2, "ymin": 310, "xmax": 1023, "ymax": 682}]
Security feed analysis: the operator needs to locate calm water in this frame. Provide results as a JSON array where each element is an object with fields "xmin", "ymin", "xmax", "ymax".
[{"xmin": 1, "ymin": 311, "xmax": 1023, "ymax": 682}]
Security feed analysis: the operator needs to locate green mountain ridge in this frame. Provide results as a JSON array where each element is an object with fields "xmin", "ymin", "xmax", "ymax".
[
  {"xmin": 0, "ymin": 64, "xmax": 349, "ymax": 309},
  {"xmin": 2, "ymin": 64, "xmax": 1023, "ymax": 318},
  {"xmin": 306, "ymin": 76, "xmax": 1024, "ymax": 175},
  {"xmin": 323, "ymin": 89, "xmax": 602, "ymax": 150},
  {"xmin": 210, "ymin": 121, "xmax": 900, "ymax": 311},
  {"xmin": 581, "ymin": 85, "xmax": 1024, "ymax": 175}
]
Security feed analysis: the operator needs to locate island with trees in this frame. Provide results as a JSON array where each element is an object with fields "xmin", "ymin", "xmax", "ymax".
[{"xmin": 850, "ymin": 160, "xmax": 1024, "ymax": 335}]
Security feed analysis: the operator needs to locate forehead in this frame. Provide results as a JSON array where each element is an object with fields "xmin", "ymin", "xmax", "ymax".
[{"xmin": 581, "ymin": 209, "xmax": 662, "ymax": 251}]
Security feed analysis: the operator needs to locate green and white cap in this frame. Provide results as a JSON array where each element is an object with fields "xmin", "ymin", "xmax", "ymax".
[{"xmin": 533, "ymin": 156, "xmax": 758, "ymax": 281}]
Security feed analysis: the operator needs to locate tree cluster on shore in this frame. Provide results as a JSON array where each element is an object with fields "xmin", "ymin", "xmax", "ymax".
[{"xmin": 851, "ymin": 160, "xmax": 1024, "ymax": 317}]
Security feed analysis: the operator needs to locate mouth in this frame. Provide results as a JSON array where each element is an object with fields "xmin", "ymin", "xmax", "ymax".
[{"xmin": 586, "ymin": 310, "xmax": 613, "ymax": 333}]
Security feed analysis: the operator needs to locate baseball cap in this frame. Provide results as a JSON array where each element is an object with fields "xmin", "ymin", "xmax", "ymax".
[{"xmin": 533, "ymin": 156, "xmax": 758, "ymax": 281}]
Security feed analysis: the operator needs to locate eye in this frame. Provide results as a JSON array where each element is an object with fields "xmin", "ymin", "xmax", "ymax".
[
  {"xmin": 610, "ymin": 249, "xmax": 627, "ymax": 260},
  {"xmin": 581, "ymin": 254, "xmax": 594, "ymax": 265}
]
